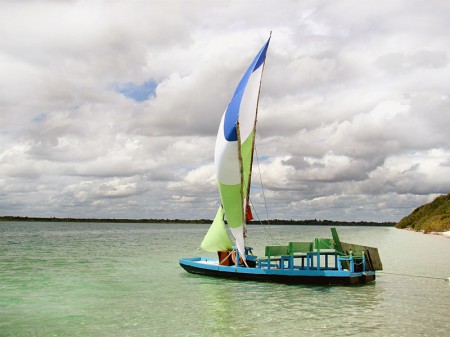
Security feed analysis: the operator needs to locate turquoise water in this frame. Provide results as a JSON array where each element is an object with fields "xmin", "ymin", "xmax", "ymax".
[{"xmin": 1, "ymin": 222, "xmax": 449, "ymax": 336}]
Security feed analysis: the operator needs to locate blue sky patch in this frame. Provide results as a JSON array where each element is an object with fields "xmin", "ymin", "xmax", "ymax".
[
  {"xmin": 32, "ymin": 113, "xmax": 47, "ymax": 122},
  {"xmin": 117, "ymin": 80, "xmax": 157, "ymax": 102}
]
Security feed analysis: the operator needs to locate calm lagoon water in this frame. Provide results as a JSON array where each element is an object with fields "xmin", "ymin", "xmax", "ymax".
[{"xmin": 1, "ymin": 222, "xmax": 449, "ymax": 336}]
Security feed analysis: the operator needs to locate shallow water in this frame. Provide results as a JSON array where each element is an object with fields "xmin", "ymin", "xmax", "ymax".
[{"xmin": 1, "ymin": 222, "xmax": 449, "ymax": 336}]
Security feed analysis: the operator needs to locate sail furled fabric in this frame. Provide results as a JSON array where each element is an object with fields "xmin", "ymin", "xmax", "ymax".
[
  {"xmin": 214, "ymin": 37, "xmax": 271, "ymax": 257},
  {"xmin": 201, "ymin": 206, "xmax": 233, "ymax": 252}
]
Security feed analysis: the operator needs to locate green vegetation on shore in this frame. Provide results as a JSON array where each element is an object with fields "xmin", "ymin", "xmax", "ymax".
[
  {"xmin": 0, "ymin": 216, "xmax": 394, "ymax": 226},
  {"xmin": 396, "ymin": 193, "xmax": 450, "ymax": 233}
]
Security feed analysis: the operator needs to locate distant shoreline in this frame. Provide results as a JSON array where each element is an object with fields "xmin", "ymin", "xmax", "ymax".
[{"xmin": 0, "ymin": 216, "xmax": 395, "ymax": 226}]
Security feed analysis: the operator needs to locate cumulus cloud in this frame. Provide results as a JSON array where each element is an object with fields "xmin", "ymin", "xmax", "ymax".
[{"xmin": 1, "ymin": 0, "xmax": 449, "ymax": 221}]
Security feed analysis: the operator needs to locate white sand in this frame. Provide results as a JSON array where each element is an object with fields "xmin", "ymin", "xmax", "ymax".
[{"xmin": 429, "ymin": 230, "xmax": 450, "ymax": 237}]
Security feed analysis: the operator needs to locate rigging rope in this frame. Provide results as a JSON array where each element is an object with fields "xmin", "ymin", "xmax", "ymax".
[
  {"xmin": 252, "ymin": 146, "xmax": 282, "ymax": 245},
  {"xmin": 254, "ymin": 147, "xmax": 270, "ymax": 224},
  {"xmin": 249, "ymin": 146, "xmax": 280, "ymax": 244},
  {"xmin": 380, "ymin": 271, "xmax": 448, "ymax": 281},
  {"xmin": 249, "ymin": 196, "xmax": 280, "ymax": 245}
]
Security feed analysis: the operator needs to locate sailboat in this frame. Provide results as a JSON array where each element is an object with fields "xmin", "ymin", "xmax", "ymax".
[{"xmin": 179, "ymin": 35, "xmax": 382, "ymax": 285}]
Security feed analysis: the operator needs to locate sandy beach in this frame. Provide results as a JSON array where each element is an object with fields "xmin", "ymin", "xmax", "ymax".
[
  {"xmin": 442, "ymin": 231, "xmax": 450, "ymax": 238},
  {"xmin": 431, "ymin": 230, "xmax": 450, "ymax": 238}
]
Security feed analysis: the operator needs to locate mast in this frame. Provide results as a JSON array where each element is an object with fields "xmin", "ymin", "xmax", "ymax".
[
  {"xmin": 236, "ymin": 121, "xmax": 245, "ymax": 236},
  {"xmin": 244, "ymin": 31, "xmax": 271, "ymax": 231}
]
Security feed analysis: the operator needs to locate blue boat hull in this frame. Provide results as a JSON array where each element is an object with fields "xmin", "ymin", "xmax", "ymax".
[{"xmin": 179, "ymin": 257, "xmax": 375, "ymax": 285}]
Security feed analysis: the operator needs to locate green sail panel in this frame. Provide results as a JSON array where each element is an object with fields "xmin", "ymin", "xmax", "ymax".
[
  {"xmin": 241, "ymin": 129, "xmax": 255, "ymax": 198},
  {"xmin": 201, "ymin": 206, "xmax": 233, "ymax": 252},
  {"xmin": 217, "ymin": 182, "xmax": 243, "ymax": 228}
]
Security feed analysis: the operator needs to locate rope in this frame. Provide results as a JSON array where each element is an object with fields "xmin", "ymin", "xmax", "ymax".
[
  {"xmin": 219, "ymin": 251, "xmax": 233, "ymax": 265},
  {"xmin": 251, "ymin": 146, "xmax": 282, "ymax": 246},
  {"xmin": 249, "ymin": 196, "xmax": 281, "ymax": 245},
  {"xmin": 381, "ymin": 271, "xmax": 448, "ymax": 281},
  {"xmin": 254, "ymin": 146, "xmax": 270, "ymax": 225}
]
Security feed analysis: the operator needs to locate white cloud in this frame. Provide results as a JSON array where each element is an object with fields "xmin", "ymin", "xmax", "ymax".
[{"xmin": 1, "ymin": 0, "xmax": 449, "ymax": 221}]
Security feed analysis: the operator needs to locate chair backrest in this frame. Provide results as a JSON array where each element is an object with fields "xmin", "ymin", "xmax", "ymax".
[
  {"xmin": 313, "ymin": 238, "xmax": 335, "ymax": 251},
  {"xmin": 265, "ymin": 245, "xmax": 289, "ymax": 258},
  {"xmin": 288, "ymin": 242, "xmax": 312, "ymax": 255}
]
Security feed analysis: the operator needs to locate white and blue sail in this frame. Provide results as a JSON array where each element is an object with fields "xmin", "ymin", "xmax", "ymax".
[{"xmin": 201, "ymin": 36, "xmax": 271, "ymax": 257}]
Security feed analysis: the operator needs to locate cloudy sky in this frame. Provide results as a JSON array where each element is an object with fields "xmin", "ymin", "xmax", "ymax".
[{"xmin": 1, "ymin": 0, "xmax": 449, "ymax": 222}]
